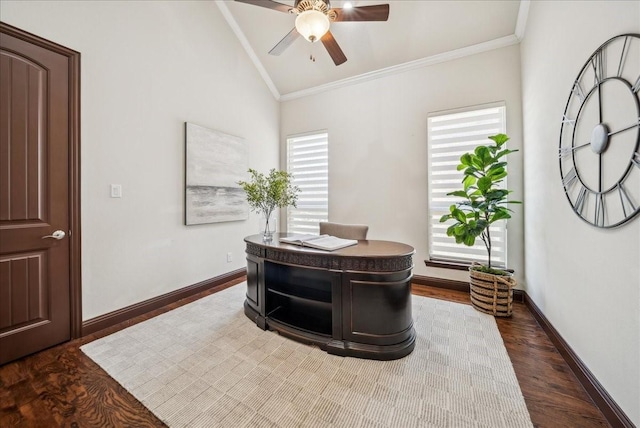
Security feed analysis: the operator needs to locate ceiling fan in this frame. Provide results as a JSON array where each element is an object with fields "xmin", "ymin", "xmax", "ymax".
[{"xmin": 234, "ymin": 0, "xmax": 390, "ymax": 66}]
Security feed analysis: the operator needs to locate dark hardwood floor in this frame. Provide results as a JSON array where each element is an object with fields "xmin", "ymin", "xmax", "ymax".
[{"xmin": 0, "ymin": 277, "xmax": 609, "ymax": 427}]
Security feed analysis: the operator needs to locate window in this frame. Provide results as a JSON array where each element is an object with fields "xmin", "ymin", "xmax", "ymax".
[
  {"xmin": 427, "ymin": 103, "xmax": 508, "ymax": 267},
  {"xmin": 287, "ymin": 132, "xmax": 329, "ymax": 235}
]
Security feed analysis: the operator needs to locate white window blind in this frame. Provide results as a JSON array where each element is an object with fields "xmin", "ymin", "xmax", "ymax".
[
  {"xmin": 287, "ymin": 132, "xmax": 329, "ymax": 235},
  {"xmin": 427, "ymin": 104, "xmax": 508, "ymax": 267}
]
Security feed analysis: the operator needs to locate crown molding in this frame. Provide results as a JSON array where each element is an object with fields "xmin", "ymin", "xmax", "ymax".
[
  {"xmin": 515, "ymin": 0, "xmax": 530, "ymax": 41},
  {"xmin": 280, "ymin": 34, "xmax": 520, "ymax": 101},
  {"xmin": 215, "ymin": 1, "xmax": 282, "ymax": 100}
]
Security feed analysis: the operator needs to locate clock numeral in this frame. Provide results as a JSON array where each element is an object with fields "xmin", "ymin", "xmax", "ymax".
[
  {"xmin": 592, "ymin": 49, "xmax": 605, "ymax": 85},
  {"xmin": 617, "ymin": 36, "xmax": 630, "ymax": 77},
  {"xmin": 559, "ymin": 147, "xmax": 572, "ymax": 159},
  {"xmin": 631, "ymin": 151, "xmax": 640, "ymax": 169},
  {"xmin": 572, "ymin": 81, "xmax": 586, "ymax": 102},
  {"xmin": 562, "ymin": 114, "xmax": 576, "ymax": 126},
  {"xmin": 632, "ymin": 75, "xmax": 640, "ymax": 94},
  {"xmin": 574, "ymin": 186, "xmax": 589, "ymax": 215},
  {"xmin": 594, "ymin": 193, "xmax": 606, "ymax": 227},
  {"xmin": 562, "ymin": 167, "xmax": 578, "ymax": 190},
  {"xmin": 617, "ymin": 183, "xmax": 637, "ymax": 218}
]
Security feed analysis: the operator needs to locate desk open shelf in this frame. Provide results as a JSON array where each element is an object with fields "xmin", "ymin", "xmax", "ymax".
[
  {"xmin": 265, "ymin": 261, "xmax": 333, "ymax": 336},
  {"xmin": 265, "ymin": 261, "xmax": 332, "ymax": 302}
]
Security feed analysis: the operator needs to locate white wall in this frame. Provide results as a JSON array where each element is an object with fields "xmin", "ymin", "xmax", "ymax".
[
  {"xmin": 520, "ymin": 1, "xmax": 640, "ymax": 424},
  {"xmin": 0, "ymin": 1, "xmax": 280, "ymax": 320},
  {"xmin": 281, "ymin": 45, "xmax": 524, "ymax": 284}
]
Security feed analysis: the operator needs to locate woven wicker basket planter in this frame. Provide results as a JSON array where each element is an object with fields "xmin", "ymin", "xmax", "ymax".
[{"xmin": 469, "ymin": 266, "xmax": 516, "ymax": 317}]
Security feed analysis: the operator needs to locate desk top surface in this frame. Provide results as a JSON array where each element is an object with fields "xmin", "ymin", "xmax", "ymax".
[{"xmin": 244, "ymin": 233, "xmax": 415, "ymax": 258}]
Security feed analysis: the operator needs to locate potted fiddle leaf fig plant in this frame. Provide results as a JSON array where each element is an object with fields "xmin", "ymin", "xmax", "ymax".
[
  {"xmin": 439, "ymin": 133, "xmax": 521, "ymax": 316},
  {"xmin": 238, "ymin": 168, "xmax": 299, "ymax": 242}
]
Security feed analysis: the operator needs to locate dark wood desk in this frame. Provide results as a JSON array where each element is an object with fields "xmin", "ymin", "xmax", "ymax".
[{"xmin": 244, "ymin": 233, "xmax": 415, "ymax": 360}]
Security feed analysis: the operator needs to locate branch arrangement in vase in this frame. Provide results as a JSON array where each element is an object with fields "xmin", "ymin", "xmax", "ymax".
[{"xmin": 238, "ymin": 168, "xmax": 299, "ymax": 238}]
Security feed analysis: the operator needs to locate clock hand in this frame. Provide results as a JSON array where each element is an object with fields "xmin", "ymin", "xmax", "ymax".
[
  {"xmin": 559, "ymin": 142, "xmax": 591, "ymax": 158},
  {"xmin": 559, "ymin": 142, "xmax": 590, "ymax": 158},
  {"xmin": 608, "ymin": 118, "xmax": 640, "ymax": 137},
  {"xmin": 599, "ymin": 153, "xmax": 602, "ymax": 193},
  {"xmin": 597, "ymin": 79, "xmax": 603, "ymax": 124},
  {"xmin": 593, "ymin": 50, "xmax": 603, "ymax": 124}
]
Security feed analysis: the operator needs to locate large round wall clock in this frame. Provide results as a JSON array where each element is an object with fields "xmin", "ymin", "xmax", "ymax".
[{"xmin": 559, "ymin": 33, "xmax": 640, "ymax": 228}]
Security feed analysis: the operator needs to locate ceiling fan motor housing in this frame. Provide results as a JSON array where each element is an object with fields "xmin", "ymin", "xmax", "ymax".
[{"xmin": 294, "ymin": 0, "xmax": 333, "ymax": 16}]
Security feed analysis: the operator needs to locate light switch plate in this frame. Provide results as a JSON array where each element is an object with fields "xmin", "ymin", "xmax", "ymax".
[{"xmin": 110, "ymin": 184, "xmax": 122, "ymax": 198}]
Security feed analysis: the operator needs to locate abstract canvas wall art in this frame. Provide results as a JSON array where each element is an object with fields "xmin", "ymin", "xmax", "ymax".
[{"xmin": 185, "ymin": 123, "xmax": 248, "ymax": 225}]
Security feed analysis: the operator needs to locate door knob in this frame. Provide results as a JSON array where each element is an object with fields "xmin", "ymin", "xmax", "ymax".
[{"xmin": 42, "ymin": 230, "xmax": 66, "ymax": 240}]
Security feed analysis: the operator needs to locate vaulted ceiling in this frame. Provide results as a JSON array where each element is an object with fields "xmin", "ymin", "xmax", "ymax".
[{"xmin": 218, "ymin": 0, "xmax": 527, "ymax": 100}]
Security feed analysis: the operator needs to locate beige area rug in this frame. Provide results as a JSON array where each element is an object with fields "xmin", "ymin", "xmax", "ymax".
[{"xmin": 81, "ymin": 283, "xmax": 533, "ymax": 428}]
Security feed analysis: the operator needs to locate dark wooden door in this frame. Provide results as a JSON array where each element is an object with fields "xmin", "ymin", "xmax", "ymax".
[{"xmin": 0, "ymin": 23, "xmax": 80, "ymax": 364}]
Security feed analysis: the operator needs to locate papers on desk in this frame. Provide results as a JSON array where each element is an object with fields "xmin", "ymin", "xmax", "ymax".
[{"xmin": 279, "ymin": 234, "xmax": 358, "ymax": 251}]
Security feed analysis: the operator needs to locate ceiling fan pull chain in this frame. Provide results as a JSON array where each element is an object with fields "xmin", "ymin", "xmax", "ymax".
[{"xmin": 310, "ymin": 42, "xmax": 317, "ymax": 62}]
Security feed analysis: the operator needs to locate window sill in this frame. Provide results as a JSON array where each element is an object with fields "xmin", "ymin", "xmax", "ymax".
[
  {"xmin": 424, "ymin": 259, "xmax": 471, "ymax": 271},
  {"xmin": 425, "ymin": 259, "xmax": 514, "ymax": 273}
]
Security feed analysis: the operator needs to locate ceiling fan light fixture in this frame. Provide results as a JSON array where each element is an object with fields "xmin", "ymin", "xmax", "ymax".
[{"xmin": 295, "ymin": 10, "xmax": 330, "ymax": 42}]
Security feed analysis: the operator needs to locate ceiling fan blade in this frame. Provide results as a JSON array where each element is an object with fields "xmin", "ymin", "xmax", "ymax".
[
  {"xmin": 234, "ymin": 0, "xmax": 293, "ymax": 14},
  {"xmin": 332, "ymin": 4, "xmax": 390, "ymax": 22},
  {"xmin": 321, "ymin": 31, "xmax": 347, "ymax": 66},
  {"xmin": 269, "ymin": 27, "xmax": 301, "ymax": 56}
]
